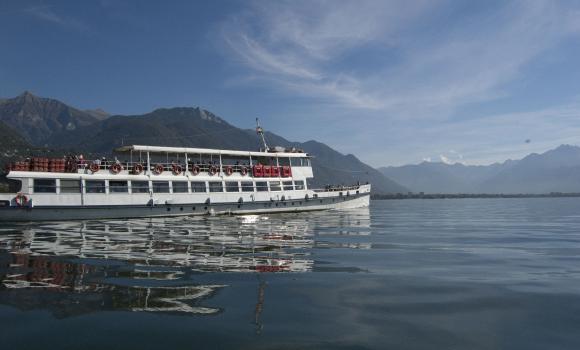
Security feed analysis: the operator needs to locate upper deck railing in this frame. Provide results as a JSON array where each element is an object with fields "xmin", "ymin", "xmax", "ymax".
[{"xmin": 5, "ymin": 157, "xmax": 300, "ymax": 178}]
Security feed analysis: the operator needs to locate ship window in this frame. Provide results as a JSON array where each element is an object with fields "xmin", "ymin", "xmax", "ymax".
[
  {"xmin": 60, "ymin": 180, "xmax": 81, "ymax": 193},
  {"xmin": 290, "ymin": 157, "xmax": 309, "ymax": 167},
  {"xmin": 132, "ymin": 181, "xmax": 150, "ymax": 193},
  {"xmin": 109, "ymin": 180, "xmax": 128, "ymax": 193},
  {"xmin": 152, "ymin": 181, "xmax": 170, "ymax": 193},
  {"xmin": 241, "ymin": 181, "xmax": 254, "ymax": 192},
  {"xmin": 294, "ymin": 180, "xmax": 305, "ymax": 190},
  {"xmin": 283, "ymin": 181, "xmax": 293, "ymax": 191},
  {"xmin": 33, "ymin": 179, "xmax": 56, "ymax": 193},
  {"xmin": 191, "ymin": 181, "xmax": 206, "ymax": 193},
  {"xmin": 256, "ymin": 181, "xmax": 268, "ymax": 192},
  {"xmin": 7, "ymin": 179, "xmax": 22, "ymax": 193},
  {"xmin": 278, "ymin": 157, "xmax": 291, "ymax": 166},
  {"xmin": 209, "ymin": 181, "xmax": 223, "ymax": 193},
  {"xmin": 225, "ymin": 181, "xmax": 239, "ymax": 192},
  {"xmin": 269, "ymin": 181, "xmax": 282, "ymax": 192},
  {"xmin": 172, "ymin": 181, "xmax": 189, "ymax": 193},
  {"xmin": 86, "ymin": 180, "xmax": 106, "ymax": 194}
]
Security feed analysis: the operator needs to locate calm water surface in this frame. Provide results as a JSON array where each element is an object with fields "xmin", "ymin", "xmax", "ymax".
[{"xmin": 2, "ymin": 198, "xmax": 580, "ymax": 349}]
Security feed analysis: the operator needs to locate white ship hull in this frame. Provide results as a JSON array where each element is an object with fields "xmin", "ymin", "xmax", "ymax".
[{"xmin": 0, "ymin": 185, "xmax": 370, "ymax": 221}]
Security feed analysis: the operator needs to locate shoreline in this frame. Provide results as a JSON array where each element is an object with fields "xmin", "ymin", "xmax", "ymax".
[{"xmin": 372, "ymin": 192, "xmax": 580, "ymax": 200}]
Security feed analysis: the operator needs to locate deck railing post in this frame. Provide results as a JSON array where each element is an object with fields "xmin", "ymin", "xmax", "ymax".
[{"xmin": 146, "ymin": 152, "xmax": 151, "ymax": 175}]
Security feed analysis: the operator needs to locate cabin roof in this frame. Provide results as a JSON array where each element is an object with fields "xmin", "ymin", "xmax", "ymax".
[{"xmin": 115, "ymin": 145, "xmax": 310, "ymax": 158}]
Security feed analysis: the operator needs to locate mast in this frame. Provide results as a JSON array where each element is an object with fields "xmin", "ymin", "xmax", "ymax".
[{"xmin": 256, "ymin": 118, "xmax": 269, "ymax": 152}]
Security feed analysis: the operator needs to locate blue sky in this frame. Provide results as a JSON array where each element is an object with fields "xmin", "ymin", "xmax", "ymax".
[{"xmin": 1, "ymin": 0, "xmax": 580, "ymax": 167}]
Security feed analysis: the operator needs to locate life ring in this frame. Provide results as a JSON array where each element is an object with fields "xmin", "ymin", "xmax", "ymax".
[
  {"xmin": 191, "ymin": 165, "xmax": 200, "ymax": 175},
  {"xmin": 14, "ymin": 193, "xmax": 28, "ymax": 207},
  {"xmin": 89, "ymin": 163, "xmax": 100, "ymax": 173},
  {"xmin": 172, "ymin": 164, "xmax": 182, "ymax": 175},
  {"xmin": 240, "ymin": 166, "xmax": 248, "ymax": 176},
  {"xmin": 132, "ymin": 163, "xmax": 144, "ymax": 175},
  {"xmin": 225, "ymin": 166, "xmax": 233, "ymax": 176},
  {"xmin": 208, "ymin": 165, "xmax": 217, "ymax": 176},
  {"xmin": 153, "ymin": 164, "xmax": 164, "ymax": 175},
  {"xmin": 110, "ymin": 163, "xmax": 122, "ymax": 174}
]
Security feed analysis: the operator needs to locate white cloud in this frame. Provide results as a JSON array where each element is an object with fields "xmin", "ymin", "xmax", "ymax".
[
  {"xmin": 25, "ymin": 5, "xmax": 88, "ymax": 31},
  {"xmin": 439, "ymin": 155, "xmax": 452, "ymax": 164},
  {"xmin": 221, "ymin": 0, "xmax": 580, "ymax": 117},
  {"xmin": 361, "ymin": 97, "xmax": 580, "ymax": 166},
  {"xmin": 221, "ymin": 0, "xmax": 437, "ymax": 110},
  {"xmin": 439, "ymin": 151, "xmax": 465, "ymax": 165},
  {"xmin": 219, "ymin": 0, "xmax": 580, "ymax": 167}
]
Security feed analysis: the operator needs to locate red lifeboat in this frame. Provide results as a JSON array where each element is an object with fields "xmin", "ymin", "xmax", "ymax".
[
  {"xmin": 263, "ymin": 165, "xmax": 272, "ymax": 177},
  {"xmin": 253, "ymin": 164, "xmax": 264, "ymax": 177}
]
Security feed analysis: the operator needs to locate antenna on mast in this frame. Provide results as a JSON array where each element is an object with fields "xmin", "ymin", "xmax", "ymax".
[{"xmin": 256, "ymin": 118, "xmax": 269, "ymax": 152}]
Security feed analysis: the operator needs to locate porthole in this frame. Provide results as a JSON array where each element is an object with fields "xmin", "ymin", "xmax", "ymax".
[
  {"xmin": 180, "ymin": 207, "xmax": 184, "ymax": 211},
  {"xmin": 192, "ymin": 207, "xmax": 196, "ymax": 211},
  {"xmin": 167, "ymin": 207, "xmax": 171, "ymax": 212}
]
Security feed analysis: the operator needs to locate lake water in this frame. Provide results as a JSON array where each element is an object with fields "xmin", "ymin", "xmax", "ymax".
[{"xmin": 2, "ymin": 198, "xmax": 580, "ymax": 349}]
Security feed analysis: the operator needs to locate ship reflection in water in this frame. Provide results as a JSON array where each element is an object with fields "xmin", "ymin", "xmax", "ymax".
[{"xmin": 0, "ymin": 209, "xmax": 371, "ymax": 317}]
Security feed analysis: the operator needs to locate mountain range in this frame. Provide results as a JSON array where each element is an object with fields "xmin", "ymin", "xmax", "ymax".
[
  {"xmin": 4, "ymin": 91, "xmax": 579, "ymax": 195},
  {"xmin": 0, "ymin": 92, "xmax": 407, "ymax": 194},
  {"xmin": 380, "ymin": 145, "xmax": 580, "ymax": 194},
  {"xmin": 0, "ymin": 91, "xmax": 109, "ymax": 145}
]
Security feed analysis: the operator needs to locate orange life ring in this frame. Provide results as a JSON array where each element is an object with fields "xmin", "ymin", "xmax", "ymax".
[
  {"xmin": 240, "ymin": 166, "xmax": 248, "ymax": 176},
  {"xmin": 208, "ymin": 165, "xmax": 217, "ymax": 176},
  {"xmin": 89, "ymin": 163, "xmax": 100, "ymax": 173},
  {"xmin": 191, "ymin": 165, "xmax": 200, "ymax": 175},
  {"xmin": 14, "ymin": 193, "xmax": 28, "ymax": 207},
  {"xmin": 172, "ymin": 164, "xmax": 182, "ymax": 175},
  {"xmin": 132, "ymin": 163, "xmax": 144, "ymax": 175},
  {"xmin": 110, "ymin": 163, "xmax": 122, "ymax": 174},
  {"xmin": 153, "ymin": 164, "xmax": 164, "ymax": 174},
  {"xmin": 225, "ymin": 166, "xmax": 233, "ymax": 176}
]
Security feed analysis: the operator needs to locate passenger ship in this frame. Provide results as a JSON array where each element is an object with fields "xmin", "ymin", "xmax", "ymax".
[{"xmin": 0, "ymin": 137, "xmax": 370, "ymax": 221}]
